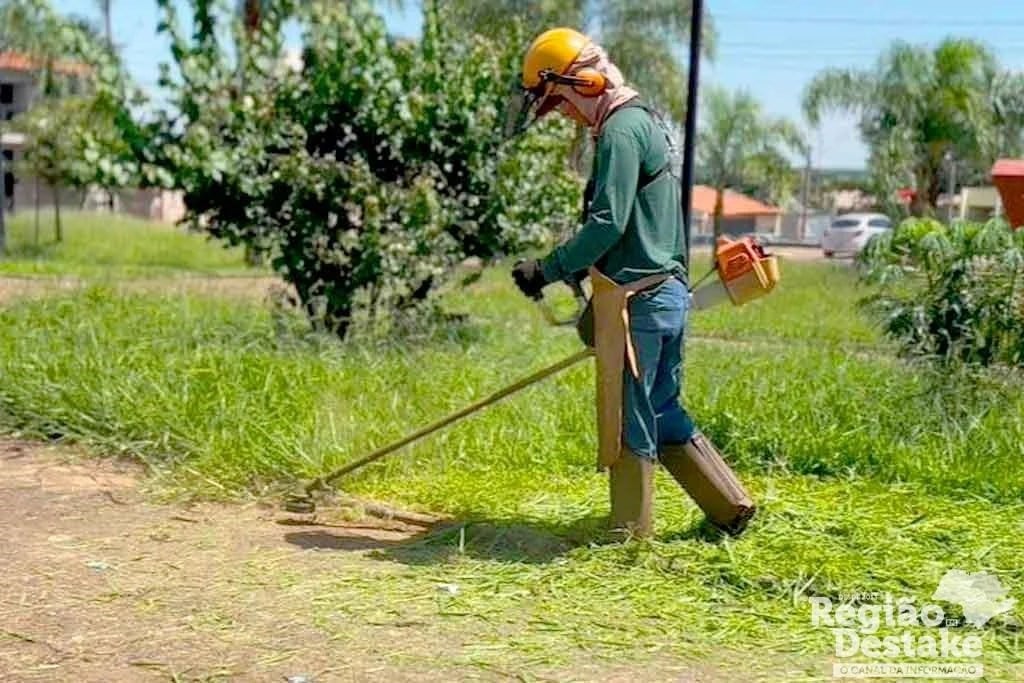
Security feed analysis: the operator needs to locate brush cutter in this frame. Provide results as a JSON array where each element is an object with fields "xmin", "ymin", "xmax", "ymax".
[
  {"xmin": 283, "ymin": 237, "xmax": 779, "ymax": 515},
  {"xmin": 284, "ymin": 274, "xmax": 592, "ymax": 514},
  {"xmin": 283, "ymin": 344, "xmax": 592, "ymax": 513}
]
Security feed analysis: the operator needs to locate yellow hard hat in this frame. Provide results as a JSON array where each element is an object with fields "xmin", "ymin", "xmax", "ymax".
[{"xmin": 521, "ymin": 28, "xmax": 590, "ymax": 90}]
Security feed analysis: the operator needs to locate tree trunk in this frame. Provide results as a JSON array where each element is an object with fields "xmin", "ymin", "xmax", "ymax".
[
  {"xmin": 53, "ymin": 184, "xmax": 62, "ymax": 242},
  {"xmin": 0, "ymin": 147, "xmax": 6, "ymax": 256},
  {"xmin": 912, "ymin": 164, "xmax": 942, "ymax": 218},
  {"xmin": 367, "ymin": 282, "xmax": 381, "ymax": 328},
  {"xmin": 34, "ymin": 177, "xmax": 40, "ymax": 246},
  {"xmin": 244, "ymin": 244, "xmax": 262, "ymax": 266},
  {"xmin": 238, "ymin": 0, "xmax": 263, "ymax": 96}
]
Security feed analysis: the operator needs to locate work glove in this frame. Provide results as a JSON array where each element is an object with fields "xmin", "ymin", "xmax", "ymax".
[{"xmin": 512, "ymin": 259, "xmax": 547, "ymax": 300}]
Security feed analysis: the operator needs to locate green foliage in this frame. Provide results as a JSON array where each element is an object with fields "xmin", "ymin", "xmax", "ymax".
[
  {"xmin": 131, "ymin": 0, "xmax": 580, "ymax": 338},
  {"xmin": 860, "ymin": 218, "xmax": 1024, "ymax": 366},
  {"xmin": 803, "ymin": 38, "xmax": 1024, "ymax": 215},
  {"xmin": 13, "ymin": 95, "xmax": 133, "ymax": 190}
]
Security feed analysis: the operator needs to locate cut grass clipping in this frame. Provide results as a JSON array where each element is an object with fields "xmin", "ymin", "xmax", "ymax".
[{"xmin": 0, "ymin": 254, "xmax": 1021, "ymax": 677}]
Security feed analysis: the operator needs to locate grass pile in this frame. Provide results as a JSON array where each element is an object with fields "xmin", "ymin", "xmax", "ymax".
[
  {"xmin": 0, "ymin": 211, "xmax": 252, "ymax": 277},
  {"xmin": 0, "ymin": 245, "xmax": 1021, "ymax": 677}
]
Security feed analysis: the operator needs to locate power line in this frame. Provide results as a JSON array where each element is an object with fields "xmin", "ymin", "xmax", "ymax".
[
  {"xmin": 716, "ymin": 14, "xmax": 1024, "ymax": 27},
  {"xmin": 718, "ymin": 44, "xmax": 1024, "ymax": 55}
]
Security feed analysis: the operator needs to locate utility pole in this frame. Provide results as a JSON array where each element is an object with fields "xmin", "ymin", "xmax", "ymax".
[
  {"xmin": 103, "ymin": 1, "xmax": 114, "ymax": 51},
  {"xmin": 680, "ymin": 0, "xmax": 704, "ymax": 272}
]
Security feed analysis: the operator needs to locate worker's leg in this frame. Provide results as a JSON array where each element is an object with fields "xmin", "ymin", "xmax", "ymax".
[
  {"xmin": 640, "ymin": 283, "xmax": 755, "ymax": 534},
  {"xmin": 611, "ymin": 281, "xmax": 687, "ymax": 538},
  {"xmin": 623, "ymin": 277, "xmax": 688, "ymax": 458},
  {"xmin": 622, "ymin": 327, "xmax": 664, "ymax": 459},
  {"xmin": 612, "ymin": 325, "xmax": 660, "ymax": 538},
  {"xmin": 647, "ymin": 284, "xmax": 695, "ymax": 446},
  {"xmin": 628, "ymin": 278, "xmax": 756, "ymax": 535}
]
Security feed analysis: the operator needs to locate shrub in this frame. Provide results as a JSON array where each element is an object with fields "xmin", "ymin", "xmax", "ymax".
[
  {"xmin": 859, "ymin": 217, "xmax": 1024, "ymax": 366},
  {"xmin": 127, "ymin": 0, "xmax": 580, "ymax": 338}
]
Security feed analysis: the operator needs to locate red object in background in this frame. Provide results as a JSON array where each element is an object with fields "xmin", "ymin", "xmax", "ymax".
[
  {"xmin": 992, "ymin": 159, "xmax": 1024, "ymax": 230},
  {"xmin": 896, "ymin": 188, "xmax": 916, "ymax": 205}
]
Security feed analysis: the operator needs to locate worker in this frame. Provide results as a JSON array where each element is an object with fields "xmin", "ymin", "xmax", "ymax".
[{"xmin": 509, "ymin": 28, "xmax": 755, "ymax": 538}]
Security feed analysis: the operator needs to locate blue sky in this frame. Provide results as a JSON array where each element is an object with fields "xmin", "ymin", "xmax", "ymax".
[{"xmin": 54, "ymin": 0, "xmax": 1024, "ymax": 169}]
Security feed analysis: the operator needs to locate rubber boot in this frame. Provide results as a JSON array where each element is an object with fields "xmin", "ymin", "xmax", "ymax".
[
  {"xmin": 608, "ymin": 448, "xmax": 655, "ymax": 539},
  {"xmin": 659, "ymin": 434, "xmax": 756, "ymax": 536}
]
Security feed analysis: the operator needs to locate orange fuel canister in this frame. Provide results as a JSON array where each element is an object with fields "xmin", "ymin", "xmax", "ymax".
[{"xmin": 714, "ymin": 236, "xmax": 781, "ymax": 305}]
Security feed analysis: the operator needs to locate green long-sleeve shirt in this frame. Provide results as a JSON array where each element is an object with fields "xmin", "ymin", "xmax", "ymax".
[{"xmin": 541, "ymin": 105, "xmax": 687, "ymax": 286}]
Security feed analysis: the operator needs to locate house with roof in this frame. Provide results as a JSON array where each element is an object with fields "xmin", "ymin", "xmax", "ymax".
[
  {"xmin": 1, "ymin": 51, "xmax": 91, "ymax": 213},
  {"xmin": 1, "ymin": 52, "xmax": 35, "ymax": 211},
  {"xmin": 690, "ymin": 185, "xmax": 781, "ymax": 238}
]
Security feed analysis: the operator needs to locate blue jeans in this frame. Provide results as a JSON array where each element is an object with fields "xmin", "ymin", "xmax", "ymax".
[{"xmin": 623, "ymin": 277, "xmax": 696, "ymax": 459}]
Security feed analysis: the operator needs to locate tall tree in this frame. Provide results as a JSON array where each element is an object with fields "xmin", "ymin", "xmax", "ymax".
[
  {"xmin": 697, "ymin": 86, "xmax": 805, "ymax": 249},
  {"xmin": 803, "ymin": 38, "xmax": 1024, "ymax": 216},
  {"xmin": 440, "ymin": 0, "xmax": 715, "ymax": 120}
]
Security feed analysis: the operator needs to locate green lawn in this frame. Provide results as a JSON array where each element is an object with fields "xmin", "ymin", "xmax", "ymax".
[
  {"xmin": 0, "ymin": 211, "xmax": 253, "ymax": 277},
  {"xmin": 0, "ymin": 244, "xmax": 1021, "ymax": 678}
]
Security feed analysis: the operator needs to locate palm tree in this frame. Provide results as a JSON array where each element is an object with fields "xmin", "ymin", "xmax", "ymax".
[
  {"xmin": 803, "ymin": 38, "xmax": 1024, "ymax": 217},
  {"xmin": 441, "ymin": 0, "xmax": 715, "ymax": 120},
  {"xmin": 697, "ymin": 86, "xmax": 805, "ymax": 250}
]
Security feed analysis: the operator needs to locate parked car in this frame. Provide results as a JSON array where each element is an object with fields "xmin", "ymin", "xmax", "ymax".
[{"xmin": 821, "ymin": 213, "xmax": 892, "ymax": 257}]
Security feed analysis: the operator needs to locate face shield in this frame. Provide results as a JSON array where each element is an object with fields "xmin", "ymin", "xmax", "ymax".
[{"xmin": 503, "ymin": 77, "xmax": 564, "ymax": 140}]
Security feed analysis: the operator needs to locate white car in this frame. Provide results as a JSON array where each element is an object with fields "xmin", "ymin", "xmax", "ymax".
[{"xmin": 821, "ymin": 213, "xmax": 892, "ymax": 257}]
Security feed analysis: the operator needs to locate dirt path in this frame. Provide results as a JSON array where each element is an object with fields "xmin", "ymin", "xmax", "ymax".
[{"xmin": 0, "ymin": 440, "xmax": 478, "ymax": 682}]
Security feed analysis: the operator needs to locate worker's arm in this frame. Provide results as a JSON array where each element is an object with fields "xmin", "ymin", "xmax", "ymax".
[{"xmin": 541, "ymin": 130, "xmax": 640, "ymax": 283}]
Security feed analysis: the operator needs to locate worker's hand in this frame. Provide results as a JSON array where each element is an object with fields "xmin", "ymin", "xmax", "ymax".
[{"xmin": 512, "ymin": 259, "xmax": 547, "ymax": 300}]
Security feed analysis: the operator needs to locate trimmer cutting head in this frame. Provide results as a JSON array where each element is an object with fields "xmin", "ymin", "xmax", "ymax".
[{"xmin": 283, "ymin": 491, "xmax": 316, "ymax": 514}]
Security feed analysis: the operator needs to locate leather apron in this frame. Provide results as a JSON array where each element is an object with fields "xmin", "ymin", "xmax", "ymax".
[{"xmin": 589, "ymin": 267, "xmax": 670, "ymax": 470}]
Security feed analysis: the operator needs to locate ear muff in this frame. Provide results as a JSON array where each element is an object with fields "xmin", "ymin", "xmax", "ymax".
[{"xmin": 568, "ymin": 68, "xmax": 606, "ymax": 97}]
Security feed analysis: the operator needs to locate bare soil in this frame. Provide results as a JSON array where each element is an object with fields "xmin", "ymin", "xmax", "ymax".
[
  {"xmin": 0, "ymin": 439, "xmax": 477, "ymax": 682},
  {"xmin": 0, "ymin": 440, "xmax": 733, "ymax": 683}
]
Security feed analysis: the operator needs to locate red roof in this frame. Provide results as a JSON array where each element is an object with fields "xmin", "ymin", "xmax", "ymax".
[
  {"xmin": 692, "ymin": 185, "xmax": 780, "ymax": 217},
  {"xmin": 0, "ymin": 51, "xmax": 91, "ymax": 77},
  {"xmin": 992, "ymin": 159, "xmax": 1024, "ymax": 178},
  {"xmin": 992, "ymin": 159, "xmax": 1024, "ymax": 231}
]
